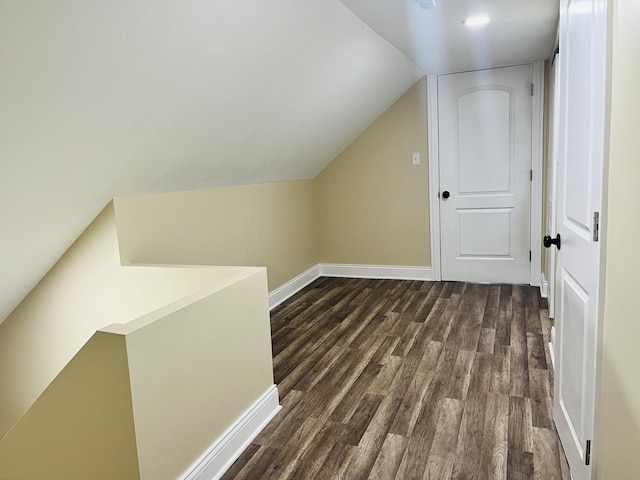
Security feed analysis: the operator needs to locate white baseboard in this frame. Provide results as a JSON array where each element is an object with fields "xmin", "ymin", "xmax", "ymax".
[
  {"xmin": 268, "ymin": 265, "xmax": 320, "ymax": 310},
  {"xmin": 318, "ymin": 263, "xmax": 433, "ymax": 281},
  {"xmin": 267, "ymin": 264, "xmax": 434, "ymax": 310},
  {"xmin": 540, "ymin": 273, "xmax": 548, "ymax": 298},
  {"xmin": 181, "ymin": 385, "xmax": 281, "ymax": 480}
]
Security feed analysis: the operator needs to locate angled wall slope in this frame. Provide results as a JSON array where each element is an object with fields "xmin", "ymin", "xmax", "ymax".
[
  {"xmin": 0, "ymin": 202, "xmax": 241, "ymax": 438},
  {"xmin": 0, "ymin": 201, "xmax": 275, "ymax": 479},
  {"xmin": 0, "ymin": 0, "xmax": 423, "ymax": 326}
]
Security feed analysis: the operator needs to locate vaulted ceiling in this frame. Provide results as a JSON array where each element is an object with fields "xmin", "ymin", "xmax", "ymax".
[{"xmin": 0, "ymin": 0, "xmax": 558, "ymax": 323}]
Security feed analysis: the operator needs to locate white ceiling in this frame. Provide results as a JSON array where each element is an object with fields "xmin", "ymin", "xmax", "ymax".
[
  {"xmin": 340, "ymin": 0, "xmax": 559, "ymax": 74},
  {"xmin": 0, "ymin": 0, "xmax": 558, "ymax": 324}
]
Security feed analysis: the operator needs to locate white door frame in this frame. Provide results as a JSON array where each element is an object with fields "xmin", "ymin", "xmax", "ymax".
[
  {"xmin": 427, "ymin": 61, "xmax": 545, "ymax": 286},
  {"xmin": 547, "ymin": 52, "xmax": 561, "ymax": 319}
]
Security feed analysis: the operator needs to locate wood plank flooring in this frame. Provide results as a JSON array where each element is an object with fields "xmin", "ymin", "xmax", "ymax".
[{"xmin": 222, "ymin": 277, "xmax": 570, "ymax": 480}]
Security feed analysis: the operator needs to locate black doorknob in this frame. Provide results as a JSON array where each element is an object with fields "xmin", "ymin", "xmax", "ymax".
[
  {"xmin": 442, "ymin": 190, "xmax": 450, "ymax": 199},
  {"xmin": 543, "ymin": 234, "xmax": 561, "ymax": 250}
]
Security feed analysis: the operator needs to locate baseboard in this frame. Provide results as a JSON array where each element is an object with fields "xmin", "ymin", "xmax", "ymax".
[
  {"xmin": 268, "ymin": 264, "xmax": 433, "ymax": 310},
  {"xmin": 181, "ymin": 385, "xmax": 281, "ymax": 480},
  {"xmin": 318, "ymin": 263, "xmax": 433, "ymax": 281},
  {"xmin": 540, "ymin": 273, "xmax": 548, "ymax": 298},
  {"xmin": 268, "ymin": 265, "xmax": 320, "ymax": 310}
]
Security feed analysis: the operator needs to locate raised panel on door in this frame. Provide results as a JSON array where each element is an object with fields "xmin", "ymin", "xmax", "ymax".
[
  {"xmin": 438, "ymin": 65, "xmax": 532, "ymax": 284},
  {"xmin": 457, "ymin": 208, "xmax": 512, "ymax": 257},
  {"xmin": 457, "ymin": 88, "xmax": 512, "ymax": 194},
  {"xmin": 557, "ymin": 270, "xmax": 589, "ymax": 456}
]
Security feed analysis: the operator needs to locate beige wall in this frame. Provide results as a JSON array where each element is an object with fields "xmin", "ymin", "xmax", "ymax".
[
  {"xmin": 315, "ymin": 78, "xmax": 431, "ymax": 267},
  {"xmin": 114, "ymin": 180, "xmax": 317, "ymax": 291},
  {"xmin": 0, "ymin": 202, "xmax": 237, "ymax": 438},
  {"xmin": 0, "ymin": 332, "xmax": 140, "ymax": 480},
  {"xmin": 114, "ymin": 80, "xmax": 431, "ymax": 278},
  {"xmin": 597, "ymin": 0, "xmax": 640, "ymax": 476},
  {"xmin": 0, "ymin": 268, "xmax": 274, "ymax": 480},
  {"xmin": 113, "ymin": 268, "xmax": 274, "ymax": 480}
]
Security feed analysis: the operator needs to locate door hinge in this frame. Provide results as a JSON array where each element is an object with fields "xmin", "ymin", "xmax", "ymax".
[
  {"xmin": 593, "ymin": 212, "xmax": 600, "ymax": 242},
  {"xmin": 530, "ymin": 169, "xmax": 533, "ymax": 181},
  {"xmin": 585, "ymin": 439, "xmax": 592, "ymax": 466},
  {"xmin": 529, "ymin": 250, "xmax": 532, "ymax": 262},
  {"xmin": 531, "ymin": 84, "xmax": 534, "ymax": 96}
]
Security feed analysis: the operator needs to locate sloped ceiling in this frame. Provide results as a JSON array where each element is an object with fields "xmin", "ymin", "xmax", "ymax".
[
  {"xmin": 0, "ymin": 0, "xmax": 423, "ymax": 323},
  {"xmin": 0, "ymin": 0, "xmax": 559, "ymax": 324}
]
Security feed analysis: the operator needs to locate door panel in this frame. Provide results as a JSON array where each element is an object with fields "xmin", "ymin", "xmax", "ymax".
[
  {"xmin": 553, "ymin": 0, "xmax": 607, "ymax": 478},
  {"xmin": 458, "ymin": 89, "xmax": 512, "ymax": 194},
  {"xmin": 438, "ymin": 65, "xmax": 532, "ymax": 283},
  {"xmin": 558, "ymin": 271, "xmax": 588, "ymax": 434},
  {"xmin": 457, "ymin": 208, "xmax": 512, "ymax": 256}
]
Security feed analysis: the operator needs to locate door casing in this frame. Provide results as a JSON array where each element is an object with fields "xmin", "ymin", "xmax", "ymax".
[{"xmin": 547, "ymin": 52, "xmax": 561, "ymax": 319}]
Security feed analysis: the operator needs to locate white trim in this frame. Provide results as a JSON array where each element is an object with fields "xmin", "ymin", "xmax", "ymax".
[
  {"xmin": 540, "ymin": 273, "xmax": 548, "ymax": 299},
  {"xmin": 547, "ymin": 52, "xmax": 561, "ymax": 320},
  {"xmin": 427, "ymin": 63, "xmax": 545, "ymax": 287},
  {"xmin": 268, "ymin": 265, "xmax": 320, "ymax": 310},
  {"xmin": 269, "ymin": 263, "xmax": 436, "ymax": 311},
  {"xmin": 549, "ymin": 326, "xmax": 556, "ymax": 369},
  {"xmin": 180, "ymin": 385, "xmax": 281, "ymax": 480},
  {"xmin": 530, "ymin": 60, "xmax": 545, "ymax": 287},
  {"xmin": 318, "ymin": 264, "xmax": 433, "ymax": 281},
  {"xmin": 427, "ymin": 74, "xmax": 442, "ymax": 281}
]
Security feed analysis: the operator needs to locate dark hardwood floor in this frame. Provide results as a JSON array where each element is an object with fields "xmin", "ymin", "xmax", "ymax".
[{"xmin": 222, "ymin": 277, "xmax": 571, "ymax": 479}]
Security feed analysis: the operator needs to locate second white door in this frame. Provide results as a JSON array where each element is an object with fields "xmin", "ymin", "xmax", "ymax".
[
  {"xmin": 552, "ymin": 0, "xmax": 607, "ymax": 477},
  {"xmin": 438, "ymin": 64, "xmax": 533, "ymax": 284}
]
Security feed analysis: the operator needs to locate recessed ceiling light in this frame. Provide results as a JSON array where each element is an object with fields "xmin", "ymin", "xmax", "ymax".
[
  {"xmin": 463, "ymin": 15, "xmax": 491, "ymax": 26},
  {"xmin": 415, "ymin": 0, "xmax": 436, "ymax": 9}
]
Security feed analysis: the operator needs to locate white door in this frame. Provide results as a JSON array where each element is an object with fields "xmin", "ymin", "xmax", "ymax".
[
  {"xmin": 552, "ymin": 0, "xmax": 607, "ymax": 478},
  {"xmin": 546, "ymin": 53, "xmax": 561, "ymax": 319},
  {"xmin": 438, "ymin": 65, "xmax": 532, "ymax": 283}
]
